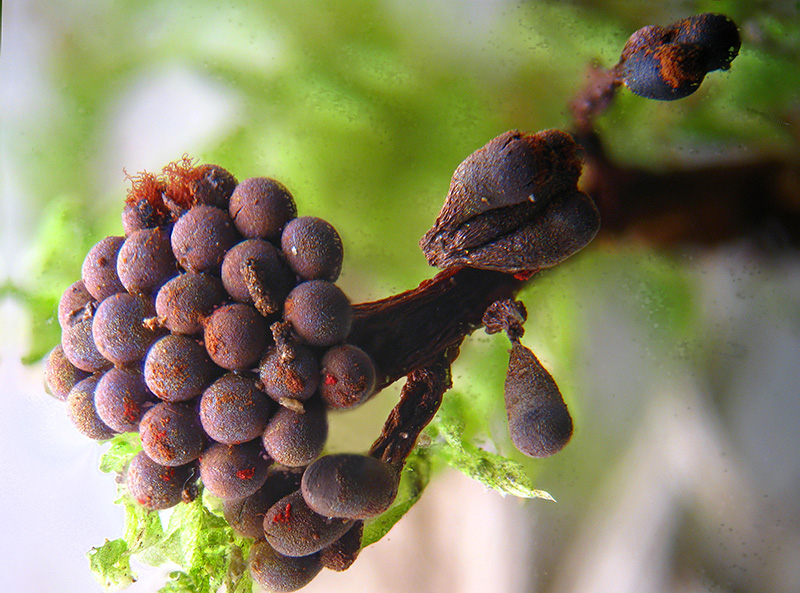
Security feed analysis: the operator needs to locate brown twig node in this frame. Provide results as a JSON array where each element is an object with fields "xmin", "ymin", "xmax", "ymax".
[
  {"xmin": 569, "ymin": 64, "xmax": 622, "ymax": 134},
  {"xmin": 482, "ymin": 299, "xmax": 527, "ymax": 341}
]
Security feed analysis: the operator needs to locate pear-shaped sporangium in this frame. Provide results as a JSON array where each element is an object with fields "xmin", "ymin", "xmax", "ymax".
[{"xmin": 504, "ymin": 340, "xmax": 573, "ymax": 458}]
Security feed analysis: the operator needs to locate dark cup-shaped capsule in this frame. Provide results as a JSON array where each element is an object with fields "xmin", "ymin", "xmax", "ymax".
[
  {"xmin": 199, "ymin": 372, "xmax": 273, "ymax": 445},
  {"xmin": 122, "ymin": 176, "xmax": 172, "ymax": 235},
  {"xmin": 618, "ymin": 13, "xmax": 740, "ymax": 101},
  {"xmin": 66, "ymin": 374, "xmax": 117, "ymax": 441},
  {"xmin": 92, "ymin": 293, "xmax": 161, "ymax": 366},
  {"xmin": 669, "ymin": 13, "xmax": 740, "ymax": 72},
  {"xmin": 81, "ymin": 236, "xmax": 126, "ymax": 301},
  {"xmin": 619, "ymin": 42, "xmax": 707, "ymax": 101},
  {"xmin": 248, "ymin": 539, "xmax": 322, "ymax": 593},
  {"xmin": 203, "ymin": 303, "xmax": 270, "ymax": 371},
  {"xmin": 283, "ymin": 281, "xmax": 352, "ymax": 347},
  {"xmin": 126, "ymin": 451, "xmax": 195, "ymax": 510},
  {"xmin": 139, "ymin": 402, "xmax": 205, "ymax": 467},
  {"xmin": 319, "ymin": 344, "xmax": 376, "ymax": 409},
  {"xmin": 229, "ymin": 177, "xmax": 297, "ymax": 241},
  {"xmin": 301, "ymin": 454, "xmax": 399, "ymax": 520},
  {"xmin": 198, "ymin": 440, "xmax": 272, "ymax": 500},
  {"xmin": 319, "ymin": 522, "xmax": 364, "ymax": 572},
  {"xmin": 263, "ymin": 490, "xmax": 353, "ymax": 557},
  {"xmin": 44, "ymin": 344, "xmax": 90, "ymax": 401}
]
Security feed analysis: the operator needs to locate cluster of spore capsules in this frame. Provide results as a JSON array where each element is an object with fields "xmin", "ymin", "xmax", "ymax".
[
  {"xmin": 42, "ymin": 13, "xmax": 743, "ymax": 591},
  {"xmin": 45, "ymin": 160, "xmax": 400, "ymax": 591}
]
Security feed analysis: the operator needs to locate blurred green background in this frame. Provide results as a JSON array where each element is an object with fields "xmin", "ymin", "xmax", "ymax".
[
  {"xmin": 3, "ymin": 0, "xmax": 799, "ymax": 592},
  {"xmin": 12, "ymin": 0, "xmax": 799, "ymax": 361}
]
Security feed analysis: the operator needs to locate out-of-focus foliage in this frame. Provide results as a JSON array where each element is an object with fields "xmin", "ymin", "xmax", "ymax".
[{"xmin": 16, "ymin": 0, "xmax": 798, "ymax": 362}]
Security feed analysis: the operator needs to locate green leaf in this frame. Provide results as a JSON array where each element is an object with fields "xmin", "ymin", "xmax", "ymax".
[
  {"xmin": 87, "ymin": 539, "xmax": 134, "ymax": 592},
  {"xmin": 159, "ymin": 571, "xmax": 197, "ymax": 593},
  {"xmin": 88, "ymin": 495, "xmax": 171, "ymax": 591},
  {"xmin": 99, "ymin": 433, "xmax": 142, "ymax": 474},
  {"xmin": 428, "ymin": 413, "xmax": 555, "ymax": 501},
  {"xmin": 90, "ymin": 466, "xmax": 254, "ymax": 593},
  {"xmin": 222, "ymin": 541, "xmax": 253, "ymax": 593},
  {"xmin": 121, "ymin": 499, "xmax": 167, "ymax": 566},
  {"xmin": 362, "ymin": 447, "xmax": 432, "ymax": 547},
  {"xmin": 154, "ymin": 494, "xmax": 249, "ymax": 593}
]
